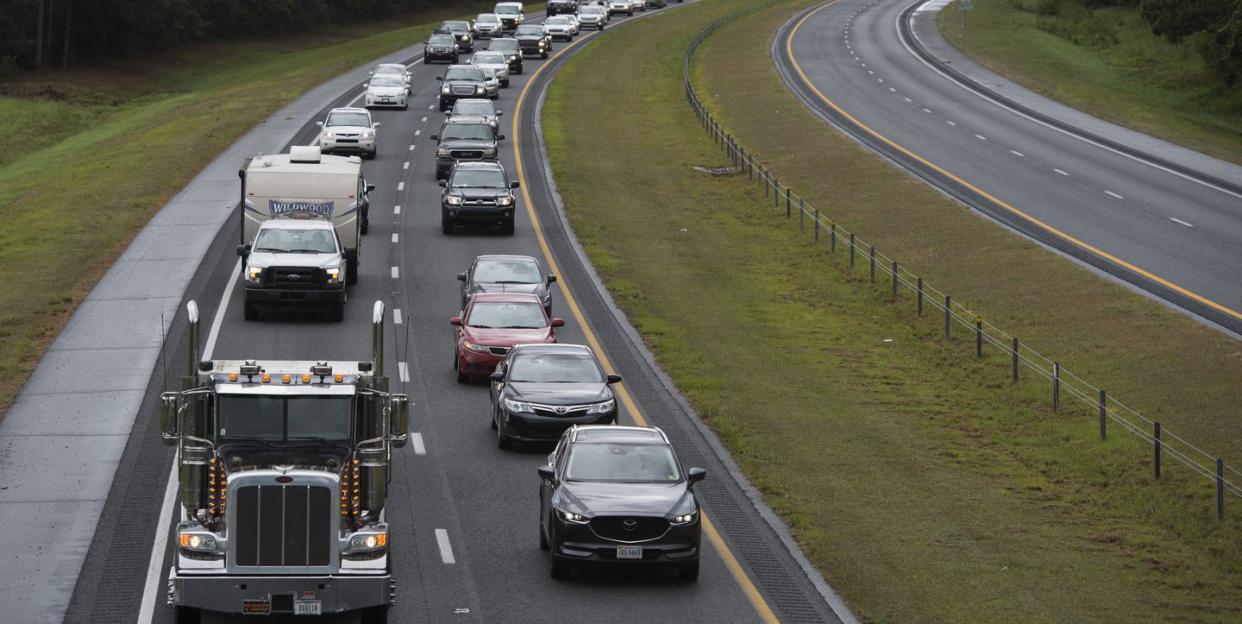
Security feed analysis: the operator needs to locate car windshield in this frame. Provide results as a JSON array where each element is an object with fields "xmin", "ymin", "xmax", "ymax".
[
  {"xmin": 565, "ymin": 443, "xmax": 682, "ymax": 483},
  {"xmin": 429, "ymin": 35, "xmax": 455, "ymax": 45},
  {"xmin": 370, "ymin": 76, "xmax": 403, "ymax": 88},
  {"xmin": 452, "ymin": 169, "xmax": 506, "ymax": 188},
  {"xmin": 516, "ymin": 25, "xmax": 543, "ymax": 35},
  {"xmin": 496, "ymin": 6, "xmax": 519, "ymax": 15},
  {"xmin": 467, "ymin": 301, "xmax": 547, "ymax": 329},
  {"xmin": 474, "ymin": 52, "xmax": 506, "ymax": 64},
  {"xmin": 444, "ymin": 21, "xmax": 469, "ymax": 31},
  {"xmin": 326, "ymin": 111, "xmax": 369, "ymax": 127},
  {"xmin": 454, "ymin": 100, "xmax": 495, "ymax": 116},
  {"xmin": 477, "ymin": 13, "xmax": 498, "ymax": 22},
  {"xmin": 445, "ymin": 67, "xmax": 484, "ymax": 81},
  {"xmin": 217, "ymin": 395, "xmax": 353, "ymax": 443},
  {"xmin": 508, "ymin": 352, "xmax": 603, "ymax": 383},
  {"xmin": 252, "ymin": 228, "xmax": 336, "ymax": 254},
  {"xmin": 490, "ymin": 40, "xmax": 519, "ymax": 51},
  {"xmin": 441, "ymin": 123, "xmax": 494, "ymax": 141},
  {"xmin": 547, "ymin": 17, "xmax": 569, "ymax": 24},
  {"xmin": 474, "ymin": 259, "xmax": 540, "ymax": 283},
  {"xmin": 582, "ymin": 7, "xmax": 602, "ymax": 14}
]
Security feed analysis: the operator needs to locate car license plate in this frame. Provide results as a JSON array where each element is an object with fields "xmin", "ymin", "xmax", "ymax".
[
  {"xmin": 241, "ymin": 599, "xmax": 271, "ymax": 615},
  {"xmin": 616, "ymin": 545, "xmax": 642, "ymax": 560},
  {"xmin": 294, "ymin": 600, "xmax": 322, "ymax": 616}
]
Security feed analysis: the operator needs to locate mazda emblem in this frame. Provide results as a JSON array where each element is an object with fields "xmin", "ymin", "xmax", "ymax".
[{"xmin": 623, "ymin": 519, "xmax": 638, "ymax": 531}]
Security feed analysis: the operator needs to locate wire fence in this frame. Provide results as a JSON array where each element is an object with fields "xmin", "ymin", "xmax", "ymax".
[{"xmin": 681, "ymin": 1, "xmax": 1240, "ymax": 519}]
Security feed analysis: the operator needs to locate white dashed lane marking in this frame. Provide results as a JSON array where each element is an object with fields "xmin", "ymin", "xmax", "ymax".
[
  {"xmin": 392, "ymin": 233, "xmax": 399, "ymax": 243},
  {"xmin": 398, "ymin": 361, "xmax": 409, "ymax": 383},
  {"xmin": 397, "ymin": 182, "xmax": 405, "ymax": 191},
  {"xmin": 975, "ymin": 134, "xmax": 987, "ymax": 141},
  {"xmin": 1170, "ymin": 217, "xmax": 1194, "ymax": 228},
  {"xmin": 415, "ymin": 129, "xmax": 422, "ymax": 137},
  {"xmin": 411, "ymin": 433, "xmax": 426, "ymax": 455},
  {"xmin": 1105, "ymin": 190, "xmax": 1124, "ymax": 200},
  {"xmin": 1054, "ymin": 168, "xmax": 1069, "ymax": 176},
  {"xmin": 391, "ymin": 266, "xmax": 400, "ymax": 279},
  {"xmin": 946, "ymin": 120, "xmax": 957, "ymax": 126},
  {"xmin": 394, "ymin": 204, "xmax": 402, "ymax": 214},
  {"xmin": 435, "ymin": 529, "xmax": 456, "ymax": 564},
  {"xmin": 403, "ymin": 161, "xmax": 410, "ymax": 170},
  {"xmin": 1010, "ymin": 150, "xmax": 1024, "ymax": 157},
  {"xmin": 393, "ymin": 308, "xmax": 403, "ymax": 324}
]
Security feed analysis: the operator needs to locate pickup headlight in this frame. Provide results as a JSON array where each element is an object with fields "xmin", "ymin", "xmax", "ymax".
[
  {"xmin": 436, "ymin": 147, "xmax": 452, "ymax": 158},
  {"xmin": 463, "ymin": 339, "xmax": 490, "ymax": 353},
  {"xmin": 509, "ymin": 55, "xmax": 518, "ymax": 62},
  {"xmin": 445, "ymin": 194, "xmax": 464, "ymax": 205},
  {"xmin": 485, "ymin": 147, "xmax": 498, "ymax": 157},
  {"xmin": 246, "ymin": 266, "xmax": 263, "ymax": 283},
  {"xmin": 555, "ymin": 508, "xmax": 589, "ymax": 524},
  {"xmin": 442, "ymin": 85, "xmax": 451, "ymax": 94},
  {"xmin": 587, "ymin": 399, "xmax": 615, "ymax": 414},
  {"xmin": 474, "ymin": 86, "xmax": 484, "ymax": 94},
  {"xmin": 326, "ymin": 267, "xmax": 342, "ymax": 283},
  {"xmin": 503, "ymin": 398, "xmax": 533, "ymax": 413},
  {"xmin": 496, "ymin": 196, "xmax": 514, "ymax": 207},
  {"xmin": 670, "ymin": 510, "xmax": 699, "ymax": 526},
  {"xmin": 347, "ymin": 531, "xmax": 389, "ymax": 552}
]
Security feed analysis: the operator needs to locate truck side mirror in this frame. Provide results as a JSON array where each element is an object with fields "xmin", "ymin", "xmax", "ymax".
[
  {"xmin": 159, "ymin": 393, "xmax": 180, "ymax": 445},
  {"xmin": 510, "ymin": 181, "xmax": 520, "ymax": 189},
  {"xmin": 236, "ymin": 244, "xmax": 250, "ymax": 257},
  {"xmin": 343, "ymin": 248, "xmax": 358, "ymax": 261},
  {"xmin": 496, "ymin": 134, "xmax": 506, "ymax": 141},
  {"xmin": 436, "ymin": 76, "xmax": 444, "ymax": 81},
  {"xmin": 373, "ymin": 122, "xmax": 382, "ymax": 128},
  {"xmin": 388, "ymin": 394, "xmax": 410, "ymax": 448},
  {"xmin": 430, "ymin": 134, "xmax": 439, "ymax": 141},
  {"xmin": 316, "ymin": 121, "xmax": 324, "ymax": 127},
  {"xmin": 438, "ymin": 179, "xmax": 447, "ymax": 187},
  {"xmin": 366, "ymin": 183, "xmax": 376, "ymax": 193},
  {"xmin": 497, "ymin": 111, "xmax": 504, "ymax": 117}
]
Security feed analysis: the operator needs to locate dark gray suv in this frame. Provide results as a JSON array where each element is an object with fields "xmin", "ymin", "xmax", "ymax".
[{"xmin": 439, "ymin": 162, "xmax": 519, "ymax": 234}]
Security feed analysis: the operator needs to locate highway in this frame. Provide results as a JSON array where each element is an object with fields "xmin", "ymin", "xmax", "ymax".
[
  {"xmin": 775, "ymin": 0, "xmax": 1242, "ymax": 333},
  {"xmin": 61, "ymin": 4, "xmax": 847, "ymax": 623}
]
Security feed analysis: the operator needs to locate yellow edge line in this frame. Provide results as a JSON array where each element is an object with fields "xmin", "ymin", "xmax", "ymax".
[
  {"xmin": 785, "ymin": 1, "xmax": 1242, "ymax": 323},
  {"xmin": 511, "ymin": 13, "xmax": 782, "ymax": 624}
]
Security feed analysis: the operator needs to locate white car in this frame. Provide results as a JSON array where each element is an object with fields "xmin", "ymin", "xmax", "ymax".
[
  {"xmin": 494, "ymin": 2, "xmax": 525, "ymax": 29},
  {"xmin": 578, "ymin": 6, "xmax": 607, "ymax": 29},
  {"xmin": 608, "ymin": 0, "xmax": 632, "ymax": 16},
  {"xmin": 317, "ymin": 107, "xmax": 380, "ymax": 159},
  {"xmin": 544, "ymin": 15, "xmax": 578, "ymax": 40},
  {"xmin": 474, "ymin": 13, "xmax": 503, "ymax": 38},
  {"xmin": 629, "ymin": 0, "xmax": 646, "ymax": 12},
  {"xmin": 471, "ymin": 51, "xmax": 512, "ymax": 88},
  {"xmin": 365, "ymin": 74, "xmax": 409, "ymax": 109},
  {"xmin": 479, "ymin": 68, "xmax": 502, "ymax": 99},
  {"xmin": 370, "ymin": 63, "xmax": 410, "ymax": 94}
]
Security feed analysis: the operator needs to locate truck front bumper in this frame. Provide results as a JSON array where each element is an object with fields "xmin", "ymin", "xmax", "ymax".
[
  {"xmin": 171, "ymin": 571, "xmax": 393, "ymax": 615},
  {"xmin": 245, "ymin": 286, "xmax": 345, "ymax": 306}
]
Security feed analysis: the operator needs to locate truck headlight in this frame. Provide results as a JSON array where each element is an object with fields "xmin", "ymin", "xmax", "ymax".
[
  {"xmin": 179, "ymin": 531, "xmax": 219, "ymax": 552},
  {"xmin": 437, "ymin": 147, "xmax": 452, "ymax": 158},
  {"xmin": 348, "ymin": 532, "xmax": 389, "ymax": 551},
  {"xmin": 446, "ymin": 194, "xmax": 464, "ymax": 206},
  {"xmin": 326, "ymin": 267, "xmax": 341, "ymax": 283},
  {"xmin": 587, "ymin": 399, "xmax": 615, "ymax": 414},
  {"xmin": 555, "ymin": 508, "xmax": 589, "ymax": 524},
  {"xmin": 246, "ymin": 266, "xmax": 263, "ymax": 283},
  {"xmin": 496, "ymin": 196, "xmax": 513, "ymax": 207},
  {"xmin": 503, "ymin": 398, "xmax": 533, "ymax": 413},
  {"xmin": 485, "ymin": 147, "xmax": 498, "ymax": 157},
  {"xmin": 463, "ymin": 339, "xmax": 490, "ymax": 353}
]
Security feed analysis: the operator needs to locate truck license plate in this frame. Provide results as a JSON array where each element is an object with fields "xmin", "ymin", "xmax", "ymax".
[
  {"xmin": 294, "ymin": 600, "xmax": 322, "ymax": 616},
  {"xmin": 616, "ymin": 545, "xmax": 642, "ymax": 560}
]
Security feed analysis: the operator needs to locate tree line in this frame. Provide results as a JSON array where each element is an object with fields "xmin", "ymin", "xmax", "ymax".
[{"xmin": 0, "ymin": 0, "xmax": 463, "ymax": 71}]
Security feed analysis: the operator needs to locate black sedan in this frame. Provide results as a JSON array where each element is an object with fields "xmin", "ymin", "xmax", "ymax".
[
  {"xmin": 490, "ymin": 344, "xmax": 620, "ymax": 447},
  {"xmin": 459, "ymin": 254, "xmax": 555, "ymax": 312},
  {"xmin": 424, "ymin": 34, "xmax": 460, "ymax": 64},
  {"xmin": 538, "ymin": 425, "xmax": 706, "ymax": 580}
]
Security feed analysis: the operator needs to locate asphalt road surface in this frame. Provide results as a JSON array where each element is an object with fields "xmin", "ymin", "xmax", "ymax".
[
  {"xmin": 776, "ymin": 0, "xmax": 1242, "ymax": 334},
  {"xmin": 64, "ymin": 5, "xmax": 847, "ymax": 623}
]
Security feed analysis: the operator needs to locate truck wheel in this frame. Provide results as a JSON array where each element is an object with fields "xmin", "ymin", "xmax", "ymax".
[
  {"xmin": 328, "ymin": 304, "xmax": 344, "ymax": 322},
  {"xmin": 360, "ymin": 605, "xmax": 390, "ymax": 624},
  {"xmin": 541, "ymin": 50, "xmax": 548, "ymax": 59},
  {"xmin": 175, "ymin": 606, "xmax": 202, "ymax": 624},
  {"xmin": 243, "ymin": 303, "xmax": 258, "ymax": 321},
  {"xmin": 346, "ymin": 255, "xmax": 359, "ymax": 285},
  {"xmin": 502, "ymin": 217, "xmax": 515, "ymax": 235},
  {"xmin": 360, "ymin": 216, "xmax": 369, "ymax": 235}
]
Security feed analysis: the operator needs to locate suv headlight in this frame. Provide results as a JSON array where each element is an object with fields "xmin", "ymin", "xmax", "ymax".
[
  {"xmin": 445, "ymin": 194, "xmax": 464, "ymax": 206},
  {"xmin": 670, "ymin": 510, "xmax": 699, "ymax": 526},
  {"xmin": 496, "ymin": 196, "xmax": 513, "ymax": 207},
  {"xmin": 321, "ymin": 130, "xmax": 335, "ymax": 139},
  {"xmin": 503, "ymin": 398, "xmax": 533, "ymax": 413},
  {"xmin": 463, "ymin": 339, "xmax": 490, "ymax": 353},
  {"xmin": 555, "ymin": 508, "xmax": 589, "ymax": 524},
  {"xmin": 436, "ymin": 147, "xmax": 452, "ymax": 158},
  {"xmin": 474, "ymin": 86, "xmax": 484, "ymax": 94},
  {"xmin": 587, "ymin": 399, "xmax": 615, "ymax": 414},
  {"xmin": 246, "ymin": 266, "xmax": 263, "ymax": 283},
  {"xmin": 362, "ymin": 129, "xmax": 375, "ymax": 139},
  {"xmin": 442, "ymin": 85, "xmax": 451, "ymax": 94}
]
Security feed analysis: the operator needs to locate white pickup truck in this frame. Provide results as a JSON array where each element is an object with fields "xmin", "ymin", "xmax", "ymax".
[{"xmin": 238, "ymin": 220, "xmax": 351, "ymax": 321}]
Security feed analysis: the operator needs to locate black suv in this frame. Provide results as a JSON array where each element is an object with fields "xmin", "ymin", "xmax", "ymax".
[
  {"xmin": 547, "ymin": 0, "xmax": 579, "ymax": 15},
  {"xmin": 437, "ymin": 65, "xmax": 490, "ymax": 111},
  {"xmin": 435, "ymin": 20, "xmax": 476, "ymax": 51},
  {"xmin": 486, "ymin": 38, "xmax": 524, "ymax": 74},
  {"xmin": 431, "ymin": 119, "xmax": 502, "ymax": 179},
  {"xmin": 538, "ymin": 425, "xmax": 706, "ymax": 580},
  {"xmin": 515, "ymin": 24, "xmax": 551, "ymax": 59},
  {"xmin": 424, "ymin": 34, "xmax": 460, "ymax": 64},
  {"xmin": 439, "ymin": 162, "xmax": 520, "ymax": 235}
]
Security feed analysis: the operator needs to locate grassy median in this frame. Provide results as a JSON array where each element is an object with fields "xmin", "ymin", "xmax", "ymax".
[
  {"xmin": 544, "ymin": 0, "xmax": 1242, "ymax": 621},
  {"xmin": 0, "ymin": 2, "xmax": 530, "ymax": 415},
  {"xmin": 939, "ymin": 0, "xmax": 1242, "ymax": 165}
]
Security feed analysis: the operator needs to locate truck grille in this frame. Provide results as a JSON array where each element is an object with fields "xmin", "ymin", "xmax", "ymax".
[
  {"xmin": 233, "ymin": 485, "xmax": 334, "ymax": 567},
  {"xmin": 264, "ymin": 267, "xmax": 327, "ymax": 288},
  {"xmin": 451, "ymin": 150, "xmax": 485, "ymax": 160},
  {"xmin": 452, "ymin": 85, "xmax": 478, "ymax": 96},
  {"xmin": 590, "ymin": 516, "xmax": 669, "ymax": 543}
]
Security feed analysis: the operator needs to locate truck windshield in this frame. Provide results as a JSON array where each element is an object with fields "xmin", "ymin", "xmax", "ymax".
[
  {"xmin": 217, "ymin": 395, "xmax": 353, "ymax": 443},
  {"xmin": 252, "ymin": 228, "xmax": 336, "ymax": 254}
]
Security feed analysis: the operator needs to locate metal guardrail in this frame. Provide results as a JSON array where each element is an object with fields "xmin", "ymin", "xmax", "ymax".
[{"xmin": 681, "ymin": 1, "xmax": 1239, "ymax": 519}]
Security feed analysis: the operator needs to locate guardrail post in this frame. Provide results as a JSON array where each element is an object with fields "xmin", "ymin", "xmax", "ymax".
[
  {"xmin": 944, "ymin": 296, "xmax": 951, "ymax": 339},
  {"xmin": 917, "ymin": 278, "xmax": 923, "ymax": 316},
  {"xmin": 975, "ymin": 318, "xmax": 983, "ymax": 358},
  {"xmin": 849, "ymin": 233, "xmax": 856, "ymax": 267},
  {"xmin": 1053, "ymin": 362, "xmax": 1060, "ymax": 412},
  {"xmin": 891, "ymin": 262, "xmax": 898, "ymax": 297},
  {"xmin": 1011, "ymin": 337, "xmax": 1020, "ymax": 383},
  {"xmin": 1218, "ymin": 458, "xmax": 1225, "ymax": 520},
  {"xmin": 1153, "ymin": 421, "xmax": 1161, "ymax": 480},
  {"xmin": 869, "ymin": 246, "xmax": 876, "ymax": 284},
  {"xmin": 1099, "ymin": 390, "xmax": 1107, "ymax": 440},
  {"xmin": 814, "ymin": 210, "xmax": 819, "ymax": 241}
]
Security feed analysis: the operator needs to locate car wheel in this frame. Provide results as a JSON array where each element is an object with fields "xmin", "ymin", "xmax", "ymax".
[
  {"xmin": 502, "ymin": 217, "xmax": 515, "ymax": 235},
  {"xmin": 360, "ymin": 216, "xmax": 369, "ymax": 235},
  {"xmin": 243, "ymin": 303, "xmax": 258, "ymax": 321},
  {"xmin": 679, "ymin": 561, "xmax": 700, "ymax": 581},
  {"xmin": 175, "ymin": 606, "xmax": 202, "ymax": 624},
  {"xmin": 541, "ymin": 50, "xmax": 548, "ymax": 59},
  {"xmin": 490, "ymin": 405, "xmax": 499, "ymax": 430},
  {"xmin": 497, "ymin": 416, "xmax": 513, "ymax": 449},
  {"xmin": 455, "ymin": 355, "xmax": 469, "ymax": 384},
  {"xmin": 539, "ymin": 522, "xmax": 549, "ymax": 550},
  {"xmin": 328, "ymin": 304, "xmax": 344, "ymax": 323},
  {"xmin": 441, "ymin": 213, "xmax": 454, "ymax": 235},
  {"xmin": 550, "ymin": 556, "xmax": 570, "ymax": 580}
]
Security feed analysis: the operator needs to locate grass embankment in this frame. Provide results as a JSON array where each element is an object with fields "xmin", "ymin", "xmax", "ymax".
[
  {"xmin": 544, "ymin": 0, "xmax": 1242, "ymax": 621},
  {"xmin": 0, "ymin": 2, "xmax": 519, "ymax": 415},
  {"xmin": 939, "ymin": 0, "xmax": 1242, "ymax": 164}
]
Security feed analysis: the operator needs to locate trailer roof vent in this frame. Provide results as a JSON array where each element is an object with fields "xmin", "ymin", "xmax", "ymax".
[{"xmin": 289, "ymin": 145, "xmax": 322, "ymax": 163}]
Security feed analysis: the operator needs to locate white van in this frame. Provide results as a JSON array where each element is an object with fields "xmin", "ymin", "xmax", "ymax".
[{"xmin": 239, "ymin": 146, "xmax": 372, "ymax": 284}]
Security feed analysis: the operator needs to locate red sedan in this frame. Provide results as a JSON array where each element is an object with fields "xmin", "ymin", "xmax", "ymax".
[{"xmin": 452, "ymin": 292, "xmax": 564, "ymax": 383}]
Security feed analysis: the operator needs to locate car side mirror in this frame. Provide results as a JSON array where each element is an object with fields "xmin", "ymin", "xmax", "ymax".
[
  {"xmin": 687, "ymin": 467, "xmax": 707, "ymax": 483},
  {"xmin": 606, "ymin": 374, "xmax": 623, "ymax": 384},
  {"xmin": 537, "ymin": 465, "xmax": 556, "ymax": 483},
  {"xmin": 497, "ymin": 111, "xmax": 504, "ymax": 117},
  {"xmin": 496, "ymin": 134, "xmax": 506, "ymax": 141},
  {"xmin": 430, "ymin": 134, "xmax": 439, "ymax": 141},
  {"xmin": 490, "ymin": 371, "xmax": 505, "ymax": 382},
  {"xmin": 316, "ymin": 121, "xmax": 324, "ymax": 127},
  {"xmin": 368, "ymin": 71, "xmax": 374, "ymax": 75},
  {"xmin": 456, "ymin": 272, "xmax": 467, "ymax": 281},
  {"xmin": 438, "ymin": 179, "xmax": 447, "ymax": 187},
  {"xmin": 366, "ymin": 184, "xmax": 376, "ymax": 193},
  {"xmin": 436, "ymin": 76, "xmax": 444, "ymax": 81},
  {"xmin": 373, "ymin": 122, "xmax": 382, "ymax": 128},
  {"xmin": 551, "ymin": 318, "xmax": 565, "ymax": 328},
  {"xmin": 509, "ymin": 181, "xmax": 520, "ymax": 189},
  {"xmin": 547, "ymin": 275, "xmax": 557, "ymax": 284},
  {"xmin": 236, "ymin": 244, "xmax": 251, "ymax": 257},
  {"xmin": 450, "ymin": 316, "xmax": 463, "ymax": 326}
]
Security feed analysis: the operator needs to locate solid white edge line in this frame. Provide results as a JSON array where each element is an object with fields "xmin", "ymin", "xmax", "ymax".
[
  {"xmin": 138, "ymin": 258, "xmax": 241, "ymax": 624},
  {"xmin": 411, "ymin": 432, "xmax": 426, "ymax": 455},
  {"xmin": 435, "ymin": 529, "xmax": 456, "ymax": 564}
]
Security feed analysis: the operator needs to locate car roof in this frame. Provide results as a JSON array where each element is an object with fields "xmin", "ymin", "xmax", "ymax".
[
  {"xmin": 571, "ymin": 425, "xmax": 670, "ymax": 445},
  {"xmin": 329, "ymin": 107, "xmax": 368, "ymax": 115},
  {"xmin": 443, "ymin": 117, "xmax": 493, "ymax": 127},
  {"xmin": 475, "ymin": 253, "xmax": 538, "ymax": 264},
  {"xmin": 257, "ymin": 219, "xmax": 336, "ymax": 231},
  {"xmin": 375, "ymin": 63, "xmax": 405, "ymax": 70},
  {"xmin": 453, "ymin": 161, "xmax": 505, "ymax": 172},
  {"xmin": 470, "ymin": 292, "xmax": 543, "ymax": 304},
  {"xmin": 511, "ymin": 343, "xmax": 592, "ymax": 356}
]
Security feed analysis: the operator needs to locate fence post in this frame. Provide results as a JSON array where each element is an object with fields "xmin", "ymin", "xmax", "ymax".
[
  {"xmin": 830, "ymin": 223, "xmax": 837, "ymax": 253},
  {"xmin": 869, "ymin": 246, "xmax": 876, "ymax": 284},
  {"xmin": 1011, "ymin": 337, "xmax": 1020, "ymax": 383},
  {"xmin": 746, "ymin": 152, "xmax": 753, "ymax": 180},
  {"xmin": 1153, "ymin": 422, "xmax": 1161, "ymax": 480},
  {"xmin": 917, "ymin": 278, "xmax": 923, "ymax": 316},
  {"xmin": 814, "ymin": 210, "xmax": 820, "ymax": 241},
  {"xmin": 1099, "ymin": 390, "xmax": 1107, "ymax": 440},
  {"xmin": 975, "ymin": 318, "xmax": 983, "ymax": 358},
  {"xmin": 891, "ymin": 261, "xmax": 898, "ymax": 297},
  {"xmin": 799, "ymin": 198, "xmax": 805, "ymax": 230},
  {"xmin": 849, "ymin": 234, "xmax": 856, "ymax": 267},
  {"xmin": 944, "ymin": 296, "xmax": 951, "ymax": 339},
  {"xmin": 774, "ymin": 180, "xmax": 780, "ymax": 210},
  {"xmin": 763, "ymin": 168, "xmax": 769, "ymax": 197},
  {"xmin": 1218, "ymin": 458, "xmax": 1225, "ymax": 521},
  {"xmin": 786, "ymin": 188, "xmax": 792, "ymax": 218},
  {"xmin": 1053, "ymin": 362, "xmax": 1060, "ymax": 412}
]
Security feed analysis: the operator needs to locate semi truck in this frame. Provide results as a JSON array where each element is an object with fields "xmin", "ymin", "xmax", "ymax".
[{"xmin": 161, "ymin": 300, "xmax": 408, "ymax": 623}]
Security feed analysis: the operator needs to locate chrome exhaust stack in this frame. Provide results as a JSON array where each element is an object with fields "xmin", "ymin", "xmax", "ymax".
[{"xmin": 371, "ymin": 300, "xmax": 385, "ymax": 377}]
